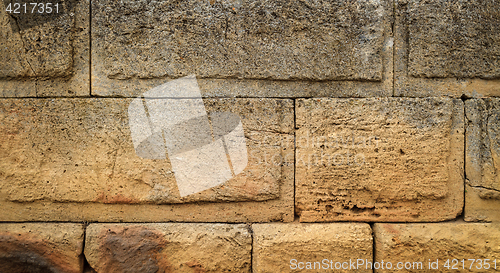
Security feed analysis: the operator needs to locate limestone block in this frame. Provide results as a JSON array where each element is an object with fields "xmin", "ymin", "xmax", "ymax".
[
  {"xmin": 0, "ymin": 223, "xmax": 84, "ymax": 273},
  {"xmin": 465, "ymin": 99, "xmax": 500, "ymax": 222},
  {"xmin": 395, "ymin": 0, "xmax": 500, "ymax": 97},
  {"xmin": 295, "ymin": 98, "xmax": 464, "ymax": 222},
  {"xmin": 374, "ymin": 222, "xmax": 500, "ymax": 272},
  {"xmin": 252, "ymin": 223, "xmax": 373, "ymax": 273},
  {"xmin": 0, "ymin": 0, "xmax": 90, "ymax": 97},
  {"xmin": 85, "ymin": 223, "xmax": 251, "ymax": 273},
  {"xmin": 91, "ymin": 0, "xmax": 393, "ymax": 97},
  {"xmin": 0, "ymin": 98, "xmax": 293, "ymax": 222}
]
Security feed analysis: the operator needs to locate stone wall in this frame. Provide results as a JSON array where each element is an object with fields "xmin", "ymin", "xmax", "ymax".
[{"xmin": 0, "ymin": 0, "xmax": 499, "ymax": 272}]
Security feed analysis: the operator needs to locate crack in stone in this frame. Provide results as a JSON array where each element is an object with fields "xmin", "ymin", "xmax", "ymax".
[{"xmin": 468, "ymin": 184, "xmax": 500, "ymax": 193}]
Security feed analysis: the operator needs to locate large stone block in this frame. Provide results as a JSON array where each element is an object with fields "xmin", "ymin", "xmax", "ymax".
[
  {"xmin": 252, "ymin": 223, "xmax": 373, "ymax": 273},
  {"xmin": 85, "ymin": 223, "xmax": 251, "ymax": 273},
  {"xmin": 374, "ymin": 222, "xmax": 500, "ymax": 272},
  {"xmin": 0, "ymin": 0, "xmax": 90, "ymax": 97},
  {"xmin": 91, "ymin": 0, "xmax": 393, "ymax": 97},
  {"xmin": 295, "ymin": 98, "xmax": 464, "ymax": 222},
  {"xmin": 395, "ymin": 0, "xmax": 500, "ymax": 97},
  {"xmin": 0, "ymin": 223, "xmax": 84, "ymax": 273},
  {"xmin": 0, "ymin": 98, "xmax": 293, "ymax": 222},
  {"xmin": 465, "ymin": 99, "xmax": 500, "ymax": 222}
]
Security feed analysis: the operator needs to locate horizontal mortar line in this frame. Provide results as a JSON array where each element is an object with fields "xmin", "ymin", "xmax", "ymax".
[
  {"xmin": 0, "ymin": 96, "xmax": 470, "ymax": 99},
  {"xmin": 0, "ymin": 96, "xmax": 372, "ymax": 99},
  {"xmin": 0, "ymin": 221, "xmax": 261, "ymax": 225},
  {"xmin": 297, "ymin": 220, "xmax": 468, "ymax": 224},
  {"xmin": 0, "ymin": 220, "xmax": 471, "ymax": 225},
  {"xmin": 87, "ymin": 77, "xmax": 385, "ymax": 84}
]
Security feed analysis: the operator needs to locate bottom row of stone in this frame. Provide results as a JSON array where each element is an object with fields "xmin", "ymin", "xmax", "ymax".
[{"xmin": 0, "ymin": 222, "xmax": 498, "ymax": 272}]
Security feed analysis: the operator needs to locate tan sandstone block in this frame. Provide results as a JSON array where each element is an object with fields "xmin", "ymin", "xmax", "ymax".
[
  {"xmin": 465, "ymin": 99, "xmax": 500, "ymax": 222},
  {"xmin": 0, "ymin": 223, "xmax": 84, "ymax": 273},
  {"xmin": 252, "ymin": 223, "xmax": 373, "ymax": 273},
  {"xmin": 395, "ymin": 0, "xmax": 500, "ymax": 97},
  {"xmin": 374, "ymin": 222, "xmax": 500, "ymax": 272},
  {"xmin": 295, "ymin": 98, "xmax": 464, "ymax": 222},
  {"xmin": 0, "ymin": 98, "xmax": 293, "ymax": 222},
  {"xmin": 91, "ymin": 0, "xmax": 393, "ymax": 97},
  {"xmin": 0, "ymin": 0, "xmax": 89, "ymax": 97},
  {"xmin": 85, "ymin": 223, "xmax": 251, "ymax": 273}
]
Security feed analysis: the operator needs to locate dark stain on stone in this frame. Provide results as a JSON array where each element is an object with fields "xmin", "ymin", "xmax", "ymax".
[
  {"xmin": 98, "ymin": 226, "xmax": 170, "ymax": 273},
  {"xmin": 0, "ymin": 233, "xmax": 77, "ymax": 273}
]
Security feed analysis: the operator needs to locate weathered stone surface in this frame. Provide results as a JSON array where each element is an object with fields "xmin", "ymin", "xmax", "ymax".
[
  {"xmin": 252, "ymin": 223, "xmax": 372, "ymax": 273},
  {"xmin": 374, "ymin": 222, "xmax": 500, "ymax": 272},
  {"xmin": 85, "ymin": 223, "xmax": 251, "ymax": 273},
  {"xmin": 93, "ymin": 0, "xmax": 384, "ymax": 81},
  {"xmin": 0, "ymin": 98, "xmax": 293, "ymax": 222},
  {"xmin": 394, "ymin": 0, "xmax": 500, "ymax": 97},
  {"xmin": 465, "ymin": 99, "xmax": 500, "ymax": 222},
  {"xmin": 91, "ymin": 0, "xmax": 394, "ymax": 98},
  {"xmin": 408, "ymin": 0, "xmax": 500, "ymax": 79},
  {"xmin": 295, "ymin": 98, "xmax": 464, "ymax": 222},
  {"xmin": 0, "ymin": 0, "xmax": 89, "ymax": 97},
  {"xmin": 0, "ymin": 0, "xmax": 74, "ymax": 78},
  {"xmin": 0, "ymin": 223, "xmax": 84, "ymax": 273}
]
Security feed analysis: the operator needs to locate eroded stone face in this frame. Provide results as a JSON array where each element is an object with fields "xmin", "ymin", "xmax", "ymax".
[
  {"xmin": 252, "ymin": 223, "xmax": 373, "ymax": 273},
  {"xmin": 295, "ymin": 98, "xmax": 464, "ymax": 222},
  {"xmin": 407, "ymin": 0, "xmax": 500, "ymax": 79},
  {"xmin": 0, "ymin": 98, "xmax": 293, "ymax": 205},
  {"xmin": 465, "ymin": 99, "xmax": 500, "ymax": 222},
  {"xmin": 92, "ymin": 0, "xmax": 385, "ymax": 81},
  {"xmin": 85, "ymin": 223, "xmax": 252, "ymax": 273},
  {"xmin": 374, "ymin": 223, "xmax": 500, "ymax": 272},
  {"xmin": 0, "ymin": 223, "xmax": 84, "ymax": 273},
  {"xmin": 394, "ymin": 0, "xmax": 500, "ymax": 98},
  {"xmin": 0, "ymin": 0, "xmax": 76, "ymax": 78}
]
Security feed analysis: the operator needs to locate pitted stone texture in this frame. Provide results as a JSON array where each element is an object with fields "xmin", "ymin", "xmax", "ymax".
[
  {"xmin": 0, "ymin": 98, "xmax": 293, "ymax": 222},
  {"xmin": 374, "ymin": 223, "xmax": 500, "ymax": 272},
  {"xmin": 92, "ymin": 0, "xmax": 385, "ymax": 81},
  {"xmin": 0, "ymin": 0, "xmax": 90, "ymax": 97},
  {"xmin": 253, "ymin": 223, "xmax": 372, "ymax": 273},
  {"xmin": 0, "ymin": 223, "xmax": 84, "ymax": 273},
  {"xmin": 394, "ymin": 0, "xmax": 500, "ymax": 97},
  {"xmin": 465, "ymin": 99, "xmax": 500, "ymax": 222},
  {"xmin": 0, "ymin": 0, "xmax": 74, "ymax": 78},
  {"xmin": 295, "ymin": 98, "xmax": 464, "ymax": 222},
  {"xmin": 407, "ymin": 0, "xmax": 500, "ymax": 79},
  {"xmin": 85, "ymin": 223, "xmax": 251, "ymax": 273}
]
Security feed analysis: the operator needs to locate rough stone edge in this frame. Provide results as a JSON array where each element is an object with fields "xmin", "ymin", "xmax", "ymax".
[
  {"xmin": 394, "ymin": 0, "xmax": 500, "ymax": 98},
  {"xmin": 465, "ymin": 185, "xmax": 500, "ymax": 222},
  {"xmin": 0, "ymin": 145, "xmax": 293, "ymax": 222},
  {"xmin": 0, "ymin": 0, "xmax": 90, "ymax": 97},
  {"xmin": 295, "ymin": 98, "xmax": 464, "ymax": 222},
  {"xmin": 90, "ymin": 0, "xmax": 393, "ymax": 98},
  {"xmin": 465, "ymin": 99, "xmax": 500, "ymax": 222},
  {"xmin": 252, "ymin": 223, "xmax": 373, "ymax": 272},
  {"xmin": 0, "ymin": 223, "xmax": 85, "ymax": 273}
]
